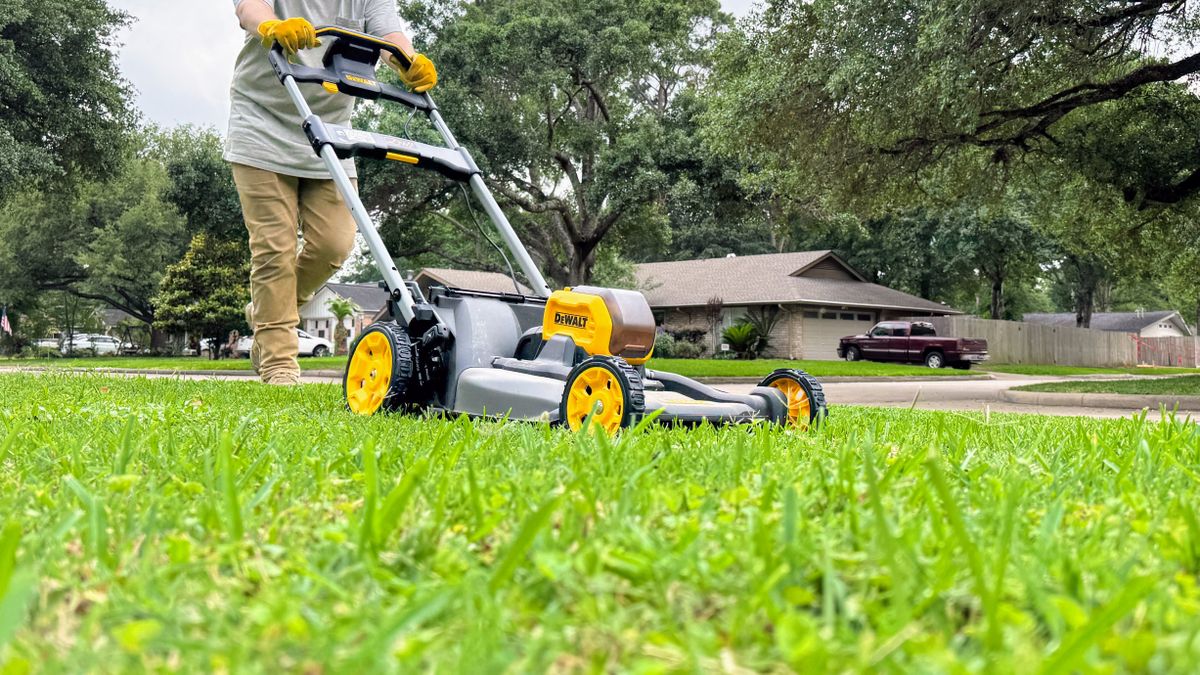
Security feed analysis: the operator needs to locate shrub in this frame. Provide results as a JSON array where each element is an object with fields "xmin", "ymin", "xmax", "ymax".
[
  {"xmin": 653, "ymin": 332, "xmax": 676, "ymax": 358},
  {"xmin": 667, "ymin": 327, "xmax": 707, "ymax": 345},
  {"xmin": 721, "ymin": 322, "xmax": 762, "ymax": 360},
  {"xmin": 671, "ymin": 341, "xmax": 704, "ymax": 359}
]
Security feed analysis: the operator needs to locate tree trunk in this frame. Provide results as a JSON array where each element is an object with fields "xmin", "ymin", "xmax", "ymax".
[
  {"xmin": 990, "ymin": 278, "xmax": 1004, "ymax": 320},
  {"xmin": 567, "ymin": 246, "xmax": 597, "ymax": 286},
  {"xmin": 1075, "ymin": 286, "xmax": 1095, "ymax": 328}
]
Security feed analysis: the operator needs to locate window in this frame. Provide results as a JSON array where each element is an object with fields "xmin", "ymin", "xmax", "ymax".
[
  {"xmin": 870, "ymin": 326, "xmax": 891, "ymax": 337},
  {"xmin": 318, "ymin": 330, "xmax": 326, "ymax": 339},
  {"xmin": 857, "ymin": 314, "xmax": 872, "ymax": 322},
  {"xmin": 840, "ymin": 313, "xmax": 856, "ymax": 321},
  {"xmin": 911, "ymin": 323, "xmax": 936, "ymax": 336}
]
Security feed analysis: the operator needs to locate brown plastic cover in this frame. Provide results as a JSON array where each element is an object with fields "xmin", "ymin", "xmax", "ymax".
[{"xmin": 573, "ymin": 286, "xmax": 656, "ymax": 360}]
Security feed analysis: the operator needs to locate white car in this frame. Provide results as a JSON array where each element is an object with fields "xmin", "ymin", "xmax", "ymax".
[
  {"xmin": 61, "ymin": 334, "xmax": 121, "ymax": 356},
  {"xmin": 236, "ymin": 329, "xmax": 333, "ymax": 358}
]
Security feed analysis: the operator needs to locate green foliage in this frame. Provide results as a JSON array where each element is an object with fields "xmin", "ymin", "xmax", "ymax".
[
  {"xmin": 152, "ymin": 233, "xmax": 250, "ymax": 346},
  {"xmin": 0, "ymin": 0, "xmax": 134, "ymax": 202},
  {"xmin": 1, "ymin": 374, "xmax": 1198, "ymax": 669},
  {"xmin": 652, "ymin": 332, "xmax": 676, "ymax": 359},
  {"xmin": 721, "ymin": 321, "xmax": 759, "ymax": 359},
  {"xmin": 0, "ymin": 149, "xmax": 189, "ymax": 324},
  {"xmin": 376, "ymin": 0, "xmax": 728, "ymax": 284},
  {"xmin": 153, "ymin": 126, "xmax": 245, "ymax": 242}
]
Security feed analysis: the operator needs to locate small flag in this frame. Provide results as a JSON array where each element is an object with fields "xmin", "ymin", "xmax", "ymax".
[{"xmin": 0, "ymin": 306, "xmax": 11, "ymax": 336}]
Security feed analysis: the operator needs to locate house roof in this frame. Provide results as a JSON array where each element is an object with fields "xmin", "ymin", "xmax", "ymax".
[
  {"xmin": 325, "ymin": 283, "xmax": 390, "ymax": 312},
  {"xmin": 633, "ymin": 251, "xmax": 959, "ymax": 314},
  {"xmin": 417, "ymin": 268, "xmax": 531, "ymax": 295},
  {"xmin": 1024, "ymin": 311, "xmax": 1192, "ymax": 335}
]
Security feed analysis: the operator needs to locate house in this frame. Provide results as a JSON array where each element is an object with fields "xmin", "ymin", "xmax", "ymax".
[
  {"xmin": 299, "ymin": 282, "xmax": 390, "ymax": 345},
  {"xmin": 1023, "ymin": 311, "xmax": 1194, "ymax": 338},
  {"xmin": 634, "ymin": 250, "xmax": 960, "ymax": 360}
]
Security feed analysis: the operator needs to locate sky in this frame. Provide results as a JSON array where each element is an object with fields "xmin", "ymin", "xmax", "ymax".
[{"xmin": 109, "ymin": 0, "xmax": 759, "ymax": 131}]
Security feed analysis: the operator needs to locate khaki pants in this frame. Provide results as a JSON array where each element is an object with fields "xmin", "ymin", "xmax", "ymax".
[{"xmin": 232, "ymin": 164, "xmax": 357, "ymax": 381}]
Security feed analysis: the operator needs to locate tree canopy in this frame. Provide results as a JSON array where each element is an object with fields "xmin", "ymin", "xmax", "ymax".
[{"xmin": 0, "ymin": 0, "xmax": 134, "ymax": 202}]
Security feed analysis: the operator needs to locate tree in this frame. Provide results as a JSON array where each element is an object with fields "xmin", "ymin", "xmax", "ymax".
[
  {"xmin": 947, "ymin": 209, "xmax": 1047, "ymax": 320},
  {"xmin": 326, "ymin": 296, "xmax": 358, "ymax": 355},
  {"xmin": 0, "ymin": 0, "xmax": 134, "ymax": 203},
  {"xmin": 375, "ymin": 0, "xmax": 728, "ymax": 285},
  {"xmin": 154, "ymin": 127, "xmax": 246, "ymax": 242},
  {"xmin": 0, "ymin": 154, "xmax": 188, "ymax": 329},
  {"xmin": 706, "ymin": 0, "xmax": 1200, "ymax": 214},
  {"xmin": 153, "ymin": 233, "xmax": 250, "ymax": 355}
]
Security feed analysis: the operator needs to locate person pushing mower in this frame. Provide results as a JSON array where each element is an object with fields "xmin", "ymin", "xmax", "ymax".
[{"xmin": 225, "ymin": 0, "xmax": 436, "ymax": 385}]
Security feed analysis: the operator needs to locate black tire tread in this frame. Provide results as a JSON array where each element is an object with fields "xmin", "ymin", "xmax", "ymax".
[
  {"xmin": 761, "ymin": 368, "xmax": 829, "ymax": 428},
  {"xmin": 343, "ymin": 321, "xmax": 418, "ymax": 413}
]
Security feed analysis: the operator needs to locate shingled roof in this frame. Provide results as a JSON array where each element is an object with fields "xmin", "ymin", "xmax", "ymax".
[
  {"xmin": 416, "ymin": 268, "xmax": 532, "ymax": 295},
  {"xmin": 1024, "ymin": 311, "xmax": 1192, "ymax": 335},
  {"xmin": 325, "ymin": 283, "xmax": 390, "ymax": 313},
  {"xmin": 633, "ymin": 251, "xmax": 959, "ymax": 314}
]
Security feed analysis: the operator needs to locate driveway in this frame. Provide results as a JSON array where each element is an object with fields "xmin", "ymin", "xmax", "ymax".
[{"xmin": 724, "ymin": 373, "xmax": 1180, "ymax": 420}]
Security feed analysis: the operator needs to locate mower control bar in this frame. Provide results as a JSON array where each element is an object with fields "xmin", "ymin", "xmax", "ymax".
[{"xmin": 303, "ymin": 118, "xmax": 475, "ymax": 182}]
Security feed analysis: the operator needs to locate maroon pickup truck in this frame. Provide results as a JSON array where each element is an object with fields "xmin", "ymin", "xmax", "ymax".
[{"xmin": 837, "ymin": 321, "xmax": 989, "ymax": 369}]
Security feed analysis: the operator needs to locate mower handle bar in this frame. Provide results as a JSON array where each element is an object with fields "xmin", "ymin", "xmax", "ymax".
[{"xmin": 268, "ymin": 27, "xmax": 555, "ymax": 310}]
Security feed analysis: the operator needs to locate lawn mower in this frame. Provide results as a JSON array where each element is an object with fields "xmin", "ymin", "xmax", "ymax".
[{"xmin": 268, "ymin": 28, "xmax": 828, "ymax": 434}]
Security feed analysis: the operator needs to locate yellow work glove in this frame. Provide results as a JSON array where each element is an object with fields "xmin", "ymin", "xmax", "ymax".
[
  {"xmin": 389, "ymin": 53, "xmax": 438, "ymax": 93},
  {"xmin": 258, "ymin": 17, "xmax": 321, "ymax": 54}
]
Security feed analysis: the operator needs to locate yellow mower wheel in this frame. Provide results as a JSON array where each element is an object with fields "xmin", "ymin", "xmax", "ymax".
[
  {"xmin": 561, "ymin": 356, "xmax": 644, "ymax": 435},
  {"xmin": 761, "ymin": 369, "xmax": 827, "ymax": 430},
  {"xmin": 343, "ymin": 322, "xmax": 414, "ymax": 416}
]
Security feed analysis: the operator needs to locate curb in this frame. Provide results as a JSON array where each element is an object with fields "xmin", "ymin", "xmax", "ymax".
[
  {"xmin": 0, "ymin": 367, "xmax": 344, "ymax": 380},
  {"xmin": 0, "ymin": 366, "xmax": 991, "ymax": 385},
  {"xmin": 694, "ymin": 374, "xmax": 993, "ymax": 385},
  {"xmin": 1001, "ymin": 389, "xmax": 1200, "ymax": 411}
]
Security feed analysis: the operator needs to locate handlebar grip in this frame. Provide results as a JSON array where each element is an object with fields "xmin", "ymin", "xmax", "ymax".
[{"xmin": 314, "ymin": 26, "xmax": 413, "ymax": 69}]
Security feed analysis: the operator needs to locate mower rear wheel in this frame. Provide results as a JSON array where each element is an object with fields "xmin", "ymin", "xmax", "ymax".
[
  {"xmin": 760, "ymin": 369, "xmax": 827, "ymax": 429},
  {"xmin": 343, "ymin": 322, "xmax": 415, "ymax": 416},
  {"xmin": 561, "ymin": 356, "xmax": 645, "ymax": 435}
]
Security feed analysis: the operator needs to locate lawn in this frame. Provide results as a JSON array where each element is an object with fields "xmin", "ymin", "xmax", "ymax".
[
  {"xmin": 0, "ymin": 356, "xmax": 973, "ymax": 378},
  {"xmin": 0, "ymin": 355, "xmax": 347, "ymax": 372},
  {"xmin": 1016, "ymin": 375, "xmax": 1200, "ymax": 396},
  {"xmin": 1, "ymin": 374, "xmax": 1199, "ymax": 670},
  {"xmin": 985, "ymin": 364, "xmax": 1200, "ymax": 377}
]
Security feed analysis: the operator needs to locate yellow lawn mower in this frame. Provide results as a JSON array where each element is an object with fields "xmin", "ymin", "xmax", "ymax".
[{"xmin": 269, "ymin": 28, "xmax": 827, "ymax": 434}]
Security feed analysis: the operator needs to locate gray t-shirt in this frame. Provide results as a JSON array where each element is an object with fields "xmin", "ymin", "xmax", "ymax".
[{"xmin": 224, "ymin": 0, "xmax": 406, "ymax": 179}]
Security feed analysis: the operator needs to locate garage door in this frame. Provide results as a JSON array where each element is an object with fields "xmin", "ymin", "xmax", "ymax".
[{"xmin": 802, "ymin": 315, "xmax": 875, "ymax": 360}]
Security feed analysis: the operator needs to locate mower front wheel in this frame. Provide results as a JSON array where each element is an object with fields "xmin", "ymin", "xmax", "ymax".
[
  {"xmin": 760, "ymin": 369, "xmax": 828, "ymax": 429},
  {"xmin": 343, "ymin": 322, "xmax": 416, "ymax": 416},
  {"xmin": 560, "ymin": 356, "xmax": 645, "ymax": 435}
]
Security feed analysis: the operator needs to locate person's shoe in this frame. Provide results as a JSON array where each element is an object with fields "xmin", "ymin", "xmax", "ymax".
[
  {"xmin": 250, "ymin": 339, "xmax": 263, "ymax": 375},
  {"xmin": 264, "ymin": 372, "xmax": 301, "ymax": 386}
]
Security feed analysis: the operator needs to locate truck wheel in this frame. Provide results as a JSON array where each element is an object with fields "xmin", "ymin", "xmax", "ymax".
[
  {"xmin": 924, "ymin": 351, "xmax": 945, "ymax": 369},
  {"xmin": 313, "ymin": 345, "xmax": 329, "ymax": 358},
  {"xmin": 845, "ymin": 346, "xmax": 861, "ymax": 362}
]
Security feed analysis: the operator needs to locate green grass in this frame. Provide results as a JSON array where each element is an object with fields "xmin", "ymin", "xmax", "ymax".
[
  {"xmin": 0, "ymin": 355, "xmax": 346, "ymax": 372},
  {"xmin": 985, "ymin": 364, "xmax": 1200, "ymax": 377},
  {"xmin": 0, "ymin": 356, "xmax": 973, "ymax": 378},
  {"xmin": 647, "ymin": 358, "xmax": 973, "ymax": 378},
  {"xmin": 1016, "ymin": 375, "xmax": 1200, "ymax": 396},
  {"xmin": 1, "ymin": 373, "xmax": 1199, "ymax": 670}
]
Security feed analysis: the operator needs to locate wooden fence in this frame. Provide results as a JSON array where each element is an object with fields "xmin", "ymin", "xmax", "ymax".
[{"xmin": 911, "ymin": 316, "xmax": 1199, "ymax": 368}]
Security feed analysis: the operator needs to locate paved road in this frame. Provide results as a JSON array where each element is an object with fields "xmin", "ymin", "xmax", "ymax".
[{"xmin": 722, "ymin": 374, "xmax": 1177, "ymax": 420}]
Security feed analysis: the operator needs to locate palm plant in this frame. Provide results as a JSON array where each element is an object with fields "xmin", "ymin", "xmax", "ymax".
[
  {"xmin": 326, "ymin": 297, "xmax": 359, "ymax": 355},
  {"xmin": 721, "ymin": 322, "xmax": 760, "ymax": 360}
]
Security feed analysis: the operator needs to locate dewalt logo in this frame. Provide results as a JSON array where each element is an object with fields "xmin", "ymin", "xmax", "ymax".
[
  {"xmin": 345, "ymin": 74, "xmax": 377, "ymax": 86},
  {"xmin": 554, "ymin": 312, "xmax": 589, "ymax": 329}
]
